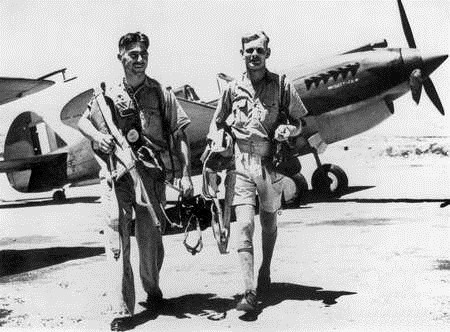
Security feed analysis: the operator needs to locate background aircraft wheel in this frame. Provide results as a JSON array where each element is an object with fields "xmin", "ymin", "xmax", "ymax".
[
  {"xmin": 281, "ymin": 173, "xmax": 308, "ymax": 207},
  {"xmin": 52, "ymin": 190, "xmax": 66, "ymax": 201},
  {"xmin": 311, "ymin": 164, "xmax": 348, "ymax": 197}
]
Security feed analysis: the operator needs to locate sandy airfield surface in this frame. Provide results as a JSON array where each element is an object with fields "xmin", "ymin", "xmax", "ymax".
[{"xmin": 0, "ymin": 135, "xmax": 449, "ymax": 331}]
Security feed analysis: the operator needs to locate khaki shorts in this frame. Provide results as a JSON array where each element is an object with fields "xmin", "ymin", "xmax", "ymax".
[{"xmin": 232, "ymin": 152, "xmax": 283, "ymax": 212}]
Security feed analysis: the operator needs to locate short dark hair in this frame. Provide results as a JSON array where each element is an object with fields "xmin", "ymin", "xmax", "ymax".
[
  {"xmin": 241, "ymin": 31, "xmax": 270, "ymax": 49},
  {"xmin": 118, "ymin": 32, "xmax": 149, "ymax": 52}
]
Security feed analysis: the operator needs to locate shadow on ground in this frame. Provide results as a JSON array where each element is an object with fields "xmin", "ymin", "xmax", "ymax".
[
  {"xmin": 282, "ymin": 186, "xmax": 448, "ymax": 207},
  {"xmin": 0, "ymin": 196, "xmax": 101, "ymax": 209},
  {"xmin": 0, "ymin": 246, "xmax": 105, "ymax": 279},
  {"xmin": 119, "ymin": 283, "xmax": 356, "ymax": 329}
]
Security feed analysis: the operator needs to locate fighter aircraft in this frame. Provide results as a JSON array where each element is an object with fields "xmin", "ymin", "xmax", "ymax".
[{"xmin": 0, "ymin": 0, "xmax": 447, "ymax": 204}]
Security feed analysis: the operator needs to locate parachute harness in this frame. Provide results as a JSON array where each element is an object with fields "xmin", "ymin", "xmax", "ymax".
[{"xmin": 177, "ymin": 194, "xmax": 204, "ymax": 255}]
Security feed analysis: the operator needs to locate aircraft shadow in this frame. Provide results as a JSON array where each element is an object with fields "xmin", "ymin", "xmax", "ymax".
[
  {"xmin": 0, "ymin": 246, "xmax": 105, "ymax": 279},
  {"xmin": 0, "ymin": 196, "xmax": 101, "ymax": 209},
  {"xmin": 120, "ymin": 283, "xmax": 356, "ymax": 329},
  {"xmin": 283, "ymin": 186, "xmax": 448, "ymax": 207}
]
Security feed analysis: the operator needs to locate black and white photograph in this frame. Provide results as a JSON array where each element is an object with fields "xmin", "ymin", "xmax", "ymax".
[{"xmin": 0, "ymin": 0, "xmax": 449, "ymax": 331}]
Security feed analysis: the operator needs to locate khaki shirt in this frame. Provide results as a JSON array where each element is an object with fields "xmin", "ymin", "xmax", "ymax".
[
  {"xmin": 211, "ymin": 70, "xmax": 308, "ymax": 143},
  {"xmin": 86, "ymin": 76, "xmax": 190, "ymax": 150}
]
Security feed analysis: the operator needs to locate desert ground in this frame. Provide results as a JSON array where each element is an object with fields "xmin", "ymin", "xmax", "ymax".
[{"xmin": 0, "ymin": 134, "xmax": 449, "ymax": 331}]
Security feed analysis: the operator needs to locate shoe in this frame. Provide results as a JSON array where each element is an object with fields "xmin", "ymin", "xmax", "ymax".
[
  {"xmin": 145, "ymin": 292, "xmax": 164, "ymax": 313},
  {"xmin": 110, "ymin": 317, "xmax": 134, "ymax": 331},
  {"xmin": 257, "ymin": 270, "xmax": 271, "ymax": 296},
  {"xmin": 236, "ymin": 290, "xmax": 257, "ymax": 312}
]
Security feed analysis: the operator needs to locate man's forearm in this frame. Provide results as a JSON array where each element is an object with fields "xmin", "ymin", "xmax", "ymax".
[{"xmin": 175, "ymin": 130, "xmax": 191, "ymax": 177}]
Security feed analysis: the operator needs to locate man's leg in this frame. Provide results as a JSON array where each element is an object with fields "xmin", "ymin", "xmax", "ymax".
[
  {"xmin": 235, "ymin": 204, "xmax": 258, "ymax": 311},
  {"xmin": 134, "ymin": 170, "xmax": 165, "ymax": 310},
  {"xmin": 256, "ymin": 168, "xmax": 283, "ymax": 296},
  {"xmin": 258, "ymin": 209, "xmax": 277, "ymax": 294},
  {"xmin": 135, "ymin": 203, "xmax": 164, "ymax": 301},
  {"xmin": 109, "ymin": 177, "xmax": 137, "ymax": 331},
  {"xmin": 115, "ymin": 178, "xmax": 136, "ymax": 316}
]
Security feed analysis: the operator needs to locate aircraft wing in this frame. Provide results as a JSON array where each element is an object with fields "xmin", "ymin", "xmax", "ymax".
[
  {"xmin": 0, "ymin": 77, "xmax": 55, "ymax": 106},
  {"xmin": 0, "ymin": 153, "xmax": 67, "ymax": 173}
]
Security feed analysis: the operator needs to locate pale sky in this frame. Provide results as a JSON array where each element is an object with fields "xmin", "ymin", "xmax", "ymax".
[{"xmin": 0, "ymin": 0, "xmax": 449, "ymax": 136}]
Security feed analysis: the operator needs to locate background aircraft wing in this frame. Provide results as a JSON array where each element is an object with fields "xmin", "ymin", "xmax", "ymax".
[
  {"xmin": 0, "ymin": 153, "xmax": 67, "ymax": 172},
  {"xmin": 0, "ymin": 77, "xmax": 55, "ymax": 106}
]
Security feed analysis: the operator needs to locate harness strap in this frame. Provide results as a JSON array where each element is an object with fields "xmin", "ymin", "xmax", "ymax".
[
  {"xmin": 96, "ymin": 90, "xmax": 168, "ymax": 231},
  {"xmin": 201, "ymin": 149, "xmax": 220, "ymax": 199},
  {"xmin": 96, "ymin": 92, "xmax": 129, "ymax": 149},
  {"xmin": 183, "ymin": 214, "xmax": 203, "ymax": 255}
]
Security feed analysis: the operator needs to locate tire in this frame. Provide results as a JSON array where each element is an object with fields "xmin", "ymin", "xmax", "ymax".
[
  {"xmin": 52, "ymin": 190, "xmax": 66, "ymax": 201},
  {"xmin": 311, "ymin": 164, "xmax": 348, "ymax": 196},
  {"xmin": 281, "ymin": 173, "xmax": 309, "ymax": 207}
]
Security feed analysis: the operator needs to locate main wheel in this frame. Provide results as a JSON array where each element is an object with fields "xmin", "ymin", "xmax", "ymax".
[
  {"xmin": 281, "ymin": 173, "xmax": 309, "ymax": 207},
  {"xmin": 311, "ymin": 164, "xmax": 348, "ymax": 196}
]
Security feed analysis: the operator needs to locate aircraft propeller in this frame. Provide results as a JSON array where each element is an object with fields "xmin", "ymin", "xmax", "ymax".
[{"xmin": 398, "ymin": 0, "xmax": 447, "ymax": 115}]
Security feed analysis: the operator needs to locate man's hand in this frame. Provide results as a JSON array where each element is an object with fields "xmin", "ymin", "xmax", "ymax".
[
  {"xmin": 274, "ymin": 124, "xmax": 299, "ymax": 142},
  {"xmin": 96, "ymin": 133, "xmax": 115, "ymax": 154},
  {"xmin": 180, "ymin": 175, "xmax": 194, "ymax": 198}
]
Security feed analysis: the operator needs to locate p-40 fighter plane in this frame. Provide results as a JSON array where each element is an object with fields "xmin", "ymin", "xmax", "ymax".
[{"xmin": 0, "ymin": 0, "xmax": 447, "ymax": 204}]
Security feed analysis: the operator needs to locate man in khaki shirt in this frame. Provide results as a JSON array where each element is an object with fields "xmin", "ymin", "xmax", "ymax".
[
  {"xmin": 208, "ymin": 31, "xmax": 308, "ymax": 311},
  {"xmin": 78, "ymin": 32, "xmax": 193, "ymax": 330}
]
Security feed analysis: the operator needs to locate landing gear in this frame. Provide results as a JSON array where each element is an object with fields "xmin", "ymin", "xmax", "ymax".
[
  {"xmin": 52, "ymin": 189, "xmax": 66, "ymax": 201},
  {"xmin": 311, "ymin": 150, "xmax": 348, "ymax": 196},
  {"xmin": 281, "ymin": 172, "xmax": 308, "ymax": 207}
]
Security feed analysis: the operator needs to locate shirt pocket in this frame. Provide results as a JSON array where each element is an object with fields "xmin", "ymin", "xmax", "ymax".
[
  {"xmin": 231, "ymin": 96, "xmax": 250, "ymax": 126},
  {"xmin": 260, "ymin": 96, "xmax": 279, "ymax": 130}
]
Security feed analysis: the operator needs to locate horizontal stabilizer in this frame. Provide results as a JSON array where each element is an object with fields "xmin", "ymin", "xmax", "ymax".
[
  {"xmin": 0, "ymin": 153, "xmax": 67, "ymax": 173},
  {"xmin": 60, "ymin": 89, "xmax": 94, "ymax": 129}
]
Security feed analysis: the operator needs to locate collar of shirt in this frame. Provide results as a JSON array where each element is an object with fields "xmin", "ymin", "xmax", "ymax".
[
  {"xmin": 240, "ymin": 70, "xmax": 277, "ymax": 96},
  {"xmin": 241, "ymin": 70, "xmax": 277, "ymax": 84},
  {"xmin": 122, "ymin": 76, "xmax": 160, "ymax": 96}
]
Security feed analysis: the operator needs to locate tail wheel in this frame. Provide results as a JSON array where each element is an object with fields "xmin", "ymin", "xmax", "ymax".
[
  {"xmin": 311, "ymin": 164, "xmax": 348, "ymax": 196},
  {"xmin": 281, "ymin": 173, "xmax": 308, "ymax": 207},
  {"xmin": 52, "ymin": 189, "xmax": 66, "ymax": 201}
]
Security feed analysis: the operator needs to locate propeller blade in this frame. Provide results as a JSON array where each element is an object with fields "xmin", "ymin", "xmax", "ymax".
[
  {"xmin": 409, "ymin": 69, "xmax": 422, "ymax": 104},
  {"xmin": 397, "ymin": 0, "xmax": 417, "ymax": 48},
  {"xmin": 423, "ymin": 78, "xmax": 445, "ymax": 115}
]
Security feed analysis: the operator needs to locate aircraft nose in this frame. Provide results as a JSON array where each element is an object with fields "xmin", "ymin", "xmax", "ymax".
[{"xmin": 421, "ymin": 53, "xmax": 448, "ymax": 77}]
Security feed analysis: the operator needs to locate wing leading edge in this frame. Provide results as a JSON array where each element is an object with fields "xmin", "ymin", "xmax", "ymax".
[{"xmin": 0, "ymin": 77, "xmax": 55, "ymax": 106}]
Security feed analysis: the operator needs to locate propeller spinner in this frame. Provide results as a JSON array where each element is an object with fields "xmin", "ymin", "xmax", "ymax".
[{"xmin": 398, "ymin": 0, "xmax": 447, "ymax": 115}]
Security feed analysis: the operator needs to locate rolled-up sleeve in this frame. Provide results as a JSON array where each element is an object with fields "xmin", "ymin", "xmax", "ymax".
[
  {"xmin": 207, "ymin": 84, "xmax": 233, "ymax": 140},
  {"xmin": 165, "ymin": 88, "xmax": 191, "ymax": 134}
]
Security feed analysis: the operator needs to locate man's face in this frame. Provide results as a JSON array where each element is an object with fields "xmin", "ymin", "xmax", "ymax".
[
  {"xmin": 118, "ymin": 42, "xmax": 148, "ymax": 76},
  {"xmin": 241, "ymin": 38, "xmax": 270, "ymax": 72}
]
